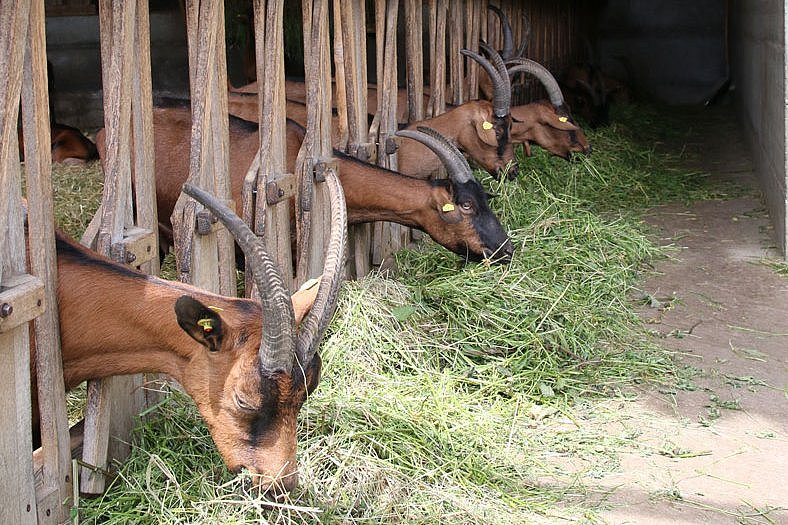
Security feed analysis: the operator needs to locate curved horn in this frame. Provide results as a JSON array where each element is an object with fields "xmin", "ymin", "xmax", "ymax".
[
  {"xmin": 487, "ymin": 5, "xmax": 514, "ymax": 60},
  {"xmin": 461, "ymin": 46, "xmax": 510, "ymax": 118},
  {"xmin": 295, "ymin": 168, "xmax": 348, "ymax": 367},
  {"xmin": 396, "ymin": 126, "xmax": 473, "ymax": 184},
  {"xmin": 505, "ymin": 58, "xmax": 566, "ymax": 109},
  {"xmin": 478, "ymin": 41, "xmax": 512, "ymax": 117},
  {"xmin": 181, "ymin": 183, "xmax": 296, "ymax": 374}
]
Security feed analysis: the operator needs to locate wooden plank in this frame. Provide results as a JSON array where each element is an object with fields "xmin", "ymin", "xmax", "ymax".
[
  {"xmin": 0, "ymin": 274, "xmax": 45, "ymax": 333},
  {"xmin": 80, "ymin": 0, "xmax": 141, "ymax": 496},
  {"xmin": 0, "ymin": 1, "xmax": 31, "ymax": 284},
  {"xmin": 20, "ymin": 0, "xmax": 72, "ymax": 519},
  {"xmin": 0, "ymin": 2, "xmax": 39, "ymax": 523},
  {"xmin": 405, "ymin": 0, "xmax": 424, "ymax": 122},
  {"xmin": 171, "ymin": 0, "xmax": 233, "ymax": 293},
  {"xmin": 296, "ymin": 0, "xmax": 335, "ymax": 285},
  {"xmin": 447, "ymin": 2, "xmax": 463, "ymax": 104},
  {"xmin": 254, "ymin": 0, "xmax": 294, "ymax": 292}
]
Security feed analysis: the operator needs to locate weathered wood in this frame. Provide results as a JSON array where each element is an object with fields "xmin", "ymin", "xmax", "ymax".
[
  {"xmin": 252, "ymin": 0, "xmax": 294, "ymax": 293},
  {"xmin": 0, "ymin": 275, "xmax": 45, "ymax": 333},
  {"xmin": 336, "ymin": 0, "xmax": 372, "ymax": 278},
  {"xmin": 20, "ymin": 2, "xmax": 72, "ymax": 519},
  {"xmin": 80, "ymin": 0, "xmax": 142, "ymax": 497},
  {"xmin": 428, "ymin": 0, "xmax": 447, "ymax": 117},
  {"xmin": 405, "ymin": 0, "xmax": 424, "ymax": 122},
  {"xmin": 447, "ymin": 3, "xmax": 464, "ymax": 104},
  {"xmin": 297, "ymin": 0, "xmax": 334, "ymax": 285},
  {"xmin": 172, "ymin": 0, "xmax": 235, "ymax": 294}
]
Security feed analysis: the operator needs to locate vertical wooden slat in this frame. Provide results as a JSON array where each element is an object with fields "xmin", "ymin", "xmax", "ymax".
[
  {"xmin": 171, "ymin": 0, "xmax": 235, "ymax": 297},
  {"xmin": 336, "ymin": 0, "xmax": 373, "ymax": 278},
  {"xmin": 0, "ymin": 5, "xmax": 37, "ymax": 521},
  {"xmin": 447, "ymin": 2, "xmax": 464, "ymax": 104},
  {"xmin": 427, "ymin": 0, "xmax": 446, "ymax": 116},
  {"xmin": 79, "ymin": 0, "xmax": 141, "ymax": 497},
  {"xmin": 405, "ymin": 0, "xmax": 424, "ymax": 122},
  {"xmin": 21, "ymin": 0, "xmax": 71, "ymax": 521},
  {"xmin": 252, "ymin": 0, "xmax": 294, "ymax": 291},
  {"xmin": 297, "ymin": 0, "xmax": 334, "ymax": 284}
]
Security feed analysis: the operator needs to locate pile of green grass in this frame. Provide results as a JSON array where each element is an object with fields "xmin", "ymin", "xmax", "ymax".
[{"xmin": 72, "ymin": 103, "xmax": 726, "ymax": 523}]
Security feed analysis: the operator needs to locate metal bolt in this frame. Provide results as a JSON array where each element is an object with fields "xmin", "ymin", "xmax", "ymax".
[{"xmin": 0, "ymin": 303, "xmax": 12, "ymax": 318}]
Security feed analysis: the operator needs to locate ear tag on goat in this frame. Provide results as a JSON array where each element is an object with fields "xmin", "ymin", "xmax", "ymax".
[
  {"xmin": 207, "ymin": 305, "xmax": 224, "ymax": 312},
  {"xmin": 482, "ymin": 120, "xmax": 494, "ymax": 130},
  {"xmin": 558, "ymin": 116, "xmax": 568, "ymax": 123},
  {"xmin": 442, "ymin": 203, "xmax": 456, "ymax": 212},
  {"xmin": 197, "ymin": 318, "xmax": 214, "ymax": 333}
]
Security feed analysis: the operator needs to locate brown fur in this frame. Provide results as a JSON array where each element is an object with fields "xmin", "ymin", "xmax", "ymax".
[
  {"xmin": 33, "ymin": 232, "xmax": 320, "ymax": 493},
  {"xmin": 18, "ymin": 123, "xmax": 98, "ymax": 165},
  {"xmin": 397, "ymin": 101, "xmax": 515, "ymax": 180},
  {"xmin": 510, "ymin": 100, "xmax": 591, "ymax": 158},
  {"xmin": 98, "ymin": 104, "xmax": 505, "ymax": 261},
  {"xmin": 234, "ymin": 81, "xmax": 514, "ymax": 179}
]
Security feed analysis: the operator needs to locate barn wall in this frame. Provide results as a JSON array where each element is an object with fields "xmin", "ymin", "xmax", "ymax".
[
  {"xmin": 46, "ymin": 10, "xmax": 189, "ymax": 130},
  {"xmin": 730, "ymin": 0, "xmax": 788, "ymax": 256},
  {"xmin": 596, "ymin": 0, "xmax": 727, "ymax": 104}
]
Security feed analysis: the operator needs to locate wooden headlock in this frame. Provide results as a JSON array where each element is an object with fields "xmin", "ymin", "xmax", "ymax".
[{"xmin": 0, "ymin": 1, "xmax": 583, "ymax": 521}]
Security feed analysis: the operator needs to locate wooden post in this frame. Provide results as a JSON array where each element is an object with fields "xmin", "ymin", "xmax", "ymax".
[
  {"xmin": 335, "ymin": 0, "xmax": 373, "ymax": 278},
  {"xmin": 0, "ymin": 5, "xmax": 38, "ymax": 523},
  {"xmin": 171, "ymin": 0, "xmax": 236, "ymax": 294},
  {"xmin": 80, "ymin": 0, "xmax": 159, "ymax": 496},
  {"xmin": 244, "ymin": 0, "xmax": 295, "ymax": 294},
  {"xmin": 427, "ymin": 0, "xmax": 447, "ymax": 117},
  {"xmin": 370, "ymin": 0, "xmax": 405, "ymax": 267},
  {"xmin": 22, "ymin": 0, "xmax": 72, "ymax": 521},
  {"xmin": 405, "ymin": 0, "xmax": 424, "ymax": 122},
  {"xmin": 297, "ymin": 0, "xmax": 336, "ymax": 284}
]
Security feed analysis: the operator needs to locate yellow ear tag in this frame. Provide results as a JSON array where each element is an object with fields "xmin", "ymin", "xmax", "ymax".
[
  {"xmin": 207, "ymin": 305, "xmax": 224, "ymax": 312},
  {"xmin": 558, "ymin": 116, "xmax": 568, "ymax": 123},
  {"xmin": 442, "ymin": 203, "xmax": 455, "ymax": 212},
  {"xmin": 482, "ymin": 120, "xmax": 494, "ymax": 130},
  {"xmin": 197, "ymin": 318, "xmax": 214, "ymax": 333}
]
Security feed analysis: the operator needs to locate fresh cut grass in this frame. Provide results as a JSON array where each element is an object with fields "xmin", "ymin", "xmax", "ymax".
[{"xmin": 67, "ymin": 103, "xmax": 732, "ymax": 523}]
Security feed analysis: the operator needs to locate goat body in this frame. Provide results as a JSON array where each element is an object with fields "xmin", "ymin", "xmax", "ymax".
[
  {"xmin": 98, "ymin": 102, "xmax": 511, "ymax": 263},
  {"xmin": 18, "ymin": 123, "xmax": 98, "ymax": 165},
  {"xmin": 30, "ymin": 229, "xmax": 320, "ymax": 493}
]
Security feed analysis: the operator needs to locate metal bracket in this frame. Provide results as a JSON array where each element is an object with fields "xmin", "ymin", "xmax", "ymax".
[
  {"xmin": 109, "ymin": 227, "xmax": 157, "ymax": 266},
  {"xmin": 195, "ymin": 199, "xmax": 235, "ymax": 236},
  {"xmin": 265, "ymin": 173, "xmax": 297, "ymax": 205},
  {"xmin": 313, "ymin": 159, "xmax": 338, "ymax": 183},
  {"xmin": 384, "ymin": 137, "xmax": 400, "ymax": 155}
]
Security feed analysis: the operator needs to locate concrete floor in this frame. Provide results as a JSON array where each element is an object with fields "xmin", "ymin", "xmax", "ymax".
[{"xmin": 597, "ymin": 106, "xmax": 788, "ymax": 524}]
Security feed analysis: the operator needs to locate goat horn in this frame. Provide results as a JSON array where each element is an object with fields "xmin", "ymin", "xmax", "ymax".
[
  {"xmin": 478, "ymin": 41, "xmax": 512, "ymax": 117},
  {"xmin": 181, "ymin": 183, "xmax": 296, "ymax": 374},
  {"xmin": 487, "ymin": 5, "xmax": 514, "ymax": 61},
  {"xmin": 461, "ymin": 44, "xmax": 511, "ymax": 118},
  {"xmin": 575, "ymin": 78, "xmax": 603, "ymax": 107},
  {"xmin": 396, "ymin": 126, "xmax": 473, "ymax": 185},
  {"xmin": 295, "ymin": 168, "xmax": 347, "ymax": 367},
  {"xmin": 505, "ymin": 58, "xmax": 566, "ymax": 110}
]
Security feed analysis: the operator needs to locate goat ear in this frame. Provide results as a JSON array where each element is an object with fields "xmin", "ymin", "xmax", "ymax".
[
  {"xmin": 474, "ymin": 118, "xmax": 498, "ymax": 147},
  {"xmin": 548, "ymin": 115, "xmax": 579, "ymax": 132},
  {"xmin": 174, "ymin": 295, "xmax": 225, "ymax": 352}
]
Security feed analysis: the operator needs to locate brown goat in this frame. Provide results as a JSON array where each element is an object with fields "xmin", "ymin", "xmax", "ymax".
[
  {"xmin": 98, "ymin": 102, "xmax": 512, "ymax": 263},
  {"xmin": 18, "ymin": 123, "xmax": 98, "ymax": 165},
  {"xmin": 32, "ymin": 188, "xmax": 344, "ymax": 495}
]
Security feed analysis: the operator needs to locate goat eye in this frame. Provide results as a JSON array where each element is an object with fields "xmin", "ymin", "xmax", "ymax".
[
  {"xmin": 460, "ymin": 202, "xmax": 473, "ymax": 212},
  {"xmin": 233, "ymin": 393, "xmax": 258, "ymax": 413}
]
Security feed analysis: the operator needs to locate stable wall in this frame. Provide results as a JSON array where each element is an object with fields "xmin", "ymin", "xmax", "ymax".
[
  {"xmin": 596, "ymin": 0, "xmax": 728, "ymax": 104},
  {"xmin": 730, "ymin": 0, "xmax": 788, "ymax": 256}
]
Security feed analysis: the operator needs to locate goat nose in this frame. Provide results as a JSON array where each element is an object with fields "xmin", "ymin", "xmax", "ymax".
[
  {"xmin": 585, "ymin": 145, "xmax": 593, "ymax": 156},
  {"xmin": 506, "ymin": 164, "xmax": 519, "ymax": 181}
]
